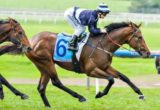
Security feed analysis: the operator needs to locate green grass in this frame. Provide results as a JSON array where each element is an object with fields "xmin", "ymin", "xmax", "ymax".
[
  {"xmin": 0, "ymin": 85, "xmax": 160, "ymax": 110},
  {"xmin": 0, "ymin": 0, "xmax": 131, "ymax": 12}
]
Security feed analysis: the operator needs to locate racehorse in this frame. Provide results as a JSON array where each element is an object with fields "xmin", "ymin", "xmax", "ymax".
[
  {"xmin": 6, "ymin": 22, "xmax": 150, "ymax": 107},
  {"xmin": 0, "ymin": 18, "xmax": 32, "ymax": 100}
]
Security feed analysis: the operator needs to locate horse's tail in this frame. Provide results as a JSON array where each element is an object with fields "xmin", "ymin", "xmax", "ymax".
[
  {"xmin": 1, "ymin": 44, "xmax": 49, "ymax": 60},
  {"xmin": 0, "ymin": 44, "xmax": 23, "ymax": 56}
]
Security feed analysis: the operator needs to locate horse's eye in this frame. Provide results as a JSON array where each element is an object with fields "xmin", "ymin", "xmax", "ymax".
[
  {"xmin": 18, "ymin": 31, "xmax": 23, "ymax": 35},
  {"xmin": 138, "ymin": 36, "xmax": 142, "ymax": 40}
]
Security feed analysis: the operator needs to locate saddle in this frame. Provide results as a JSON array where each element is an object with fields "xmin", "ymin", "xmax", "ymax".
[{"xmin": 54, "ymin": 32, "xmax": 88, "ymax": 73}]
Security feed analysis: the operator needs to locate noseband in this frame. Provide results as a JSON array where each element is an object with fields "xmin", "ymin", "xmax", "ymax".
[{"xmin": 127, "ymin": 28, "xmax": 144, "ymax": 52}]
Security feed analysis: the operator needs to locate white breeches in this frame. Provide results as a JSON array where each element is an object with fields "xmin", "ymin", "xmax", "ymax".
[{"xmin": 64, "ymin": 7, "xmax": 86, "ymax": 36}]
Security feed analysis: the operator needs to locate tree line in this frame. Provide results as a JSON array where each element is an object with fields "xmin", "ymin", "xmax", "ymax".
[{"xmin": 130, "ymin": 0, "xmax": 160, "ymax": 13}]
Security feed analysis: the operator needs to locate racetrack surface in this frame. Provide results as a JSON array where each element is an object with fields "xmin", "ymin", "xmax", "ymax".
[{"xmin": 7, "ymin": 74, "xmax": 160, "ymax": 88}]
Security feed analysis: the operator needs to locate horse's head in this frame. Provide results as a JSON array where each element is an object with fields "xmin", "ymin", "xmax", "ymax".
[
  {"xmin": 8, "ymin": 18, "xmax": 32, "ymax": 53},
  {"xmin": 0, "ymin": 18, "xmax": 32, "ymax": 53},
  {"xmin": 126, "ymin": 22, "xmax": 150, "ymax": 58}
]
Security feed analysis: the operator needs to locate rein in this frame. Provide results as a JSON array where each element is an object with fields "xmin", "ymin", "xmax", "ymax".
[
  {"xmin": 86, "ymin": 26, "xmax": 141, "ymax": 58},
  {"xmin": 106, "ymin": 29, "xmax": 139, "ymax": 53},
  {"xmin": 88, "ymin": 34, "xmax": 112, "ymax": 58}
]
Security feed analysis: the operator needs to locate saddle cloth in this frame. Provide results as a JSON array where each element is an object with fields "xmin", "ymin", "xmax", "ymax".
[{"xmin": 53, "ymin": 33, "xmax": 89, "ymax": 62}]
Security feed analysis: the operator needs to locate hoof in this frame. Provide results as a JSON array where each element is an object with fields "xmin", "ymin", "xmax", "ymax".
[
  {"xmin": 21, "ymin": 94, "xmax": 29, "ymax": 100},
  {"xmin": 95, "ymin": 92, "xmax": 104, "ymax": 99},
  {"xmin": 139, "ymin": 95, "xmax": 145, "ymax": 100},
  {"xmin": 79, "ymin": 97, "xmax": 86, "ymax": 102}
]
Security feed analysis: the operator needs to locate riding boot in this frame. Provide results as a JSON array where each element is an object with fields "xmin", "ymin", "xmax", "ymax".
[{"xmin": 68, "ymin": 35, "xmax": 78, "ymax": 51}]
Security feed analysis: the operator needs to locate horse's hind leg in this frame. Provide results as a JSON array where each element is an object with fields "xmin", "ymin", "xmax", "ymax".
[
  {"xmin": 35, "ymin": 62, "xmax": 86, "ymax": 107},
  {"xmin": 37, "ymin": 73, "xmax": 50, "ymax": 107},
  {"xmin": 0, "ymin": 74, "xmax": 28, "ymax": 99},
  {"xmin": 51, "ymin": 77, "xmax": 86, "ymax": 102},
  {"xmin": 46, "ymin": 63, "xmax": 86, "ymax": 102},
  {"xmin": 0, "ymin": 78, "xmax": 4, "ymax": 100}
]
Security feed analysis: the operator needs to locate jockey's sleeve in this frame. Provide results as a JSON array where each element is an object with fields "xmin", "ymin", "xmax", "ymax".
[{"xmin": 88, "ymin": 16, "xmax": 101, "ymax": 35}]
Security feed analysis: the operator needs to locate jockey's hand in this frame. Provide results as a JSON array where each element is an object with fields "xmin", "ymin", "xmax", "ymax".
[{"xmin": 100, "ymin": 28, "xmax": 107, "ymax": 33}]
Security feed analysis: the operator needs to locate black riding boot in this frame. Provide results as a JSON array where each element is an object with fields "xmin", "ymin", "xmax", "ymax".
[{"xmin": 68, "ymin": 35, "xmax": 78, "ymax": 51}]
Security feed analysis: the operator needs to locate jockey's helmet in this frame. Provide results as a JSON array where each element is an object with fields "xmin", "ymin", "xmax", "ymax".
[{"xmin": 97, "ymin": 3, "xmax": 110, "ymax": 14}]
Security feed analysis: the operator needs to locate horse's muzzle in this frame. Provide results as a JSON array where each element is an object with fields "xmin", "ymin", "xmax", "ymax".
[
  {"xmin": 142, "ymin": 51, "xmax": 150, "ymax": 58},
  {"xmin": 27, "ymin": 47, "xmax": 32, "ymax": 51},
  {"xmin": 21, "ymin": 45, "xmax": 32, "ymax": 53}
]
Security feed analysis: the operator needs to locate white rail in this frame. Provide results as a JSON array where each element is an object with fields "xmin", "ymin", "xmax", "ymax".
[{"xmin": 0, "ymin": 9, "xmax": 160, "ymax": 23}]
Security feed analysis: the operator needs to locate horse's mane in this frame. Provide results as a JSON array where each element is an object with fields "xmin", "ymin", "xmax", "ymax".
[
  {"xmin": 0, "ymin": 20, "xmax": 9, "ymax": 24},
  {"xmin": 105, "ymin": 22, "xmax": 130, "ymax": 33},
  {"xmin": 0, "ymin": 18, "xmax": 18, "ymax": 24}
]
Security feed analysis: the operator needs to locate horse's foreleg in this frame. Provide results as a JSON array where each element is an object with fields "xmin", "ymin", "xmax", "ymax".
[
  {"xmin": 88, "ymin": 67, "xmax": 115, "ymax": 98},
  {"xmin": 117, "ymin": 72, "xmax": 144, "ymax": 100},
  {"xmin": 0, "ymin": 77, "xmax": 4, "ymax": 100},
  {"xmin": 51, "ymin": 77, "xmax": 86, "ymax": 102},
  {"xmin": 95, "ymin": 76, "xmax": 114, "ymax": 98},
  {"xmin": 37, "ymin": 73, "xmax": 50, "ymax": 107},
  {"xmin": 0, "ymin": 74, "xmax": 28, "ymax": 99},
  {"xmin": 105, "ymin": 66, "xmax": 144, "ymax": 100}
]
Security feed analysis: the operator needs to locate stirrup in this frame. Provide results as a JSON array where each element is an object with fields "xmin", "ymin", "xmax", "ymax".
[
  {"xmin": 68, "ymin": 46, "xmax": 78, "ymax": 51},
  {"xmin": 78, "ymin": 32, "xmax": 87, "ymax": 42}
]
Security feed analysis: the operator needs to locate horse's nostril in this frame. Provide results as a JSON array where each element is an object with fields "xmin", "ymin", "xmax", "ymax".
[
  {"xmin": 27, "ymin": 47, "xmax": 32, "ymax": 51},
  {"xmin": 147, "ymin": 52, "xmax": 151, "ymax": 56}
]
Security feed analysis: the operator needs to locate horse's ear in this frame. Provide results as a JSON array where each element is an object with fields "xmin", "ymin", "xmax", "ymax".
[
  {"xmin": 8, "ymin": 17, "xmax": 14, "ymax": 24},
  {"xmin": 138, "ymin": 23, "xmax": 142, "ymax": 28},
  {"xmin": 8, "ymin": 17, "xmax": 12, "ymax": 21},
  {"xmin": 129, "ymin": 21, "xmax": 133, "ymax": 27}
]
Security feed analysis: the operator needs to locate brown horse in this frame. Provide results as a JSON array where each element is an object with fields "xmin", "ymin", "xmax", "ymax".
[
  {"xmin": 6, "ymin": 22, "xmax": 150, "ymax": 107},
  {"xmin": 0, "ymin": 18, "xmax": 32, "ymax": 100}
]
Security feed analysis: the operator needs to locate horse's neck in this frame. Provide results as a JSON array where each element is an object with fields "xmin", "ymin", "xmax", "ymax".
[
  {"xmin": 109, "ymin": 28, "xmax": 132, "ymax": 52},
  {"xmin": 105, "ymin": 27, "xmax": 132, "ymax": 53}
]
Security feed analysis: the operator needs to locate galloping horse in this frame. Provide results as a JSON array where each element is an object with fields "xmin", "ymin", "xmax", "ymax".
[
  {"xmin": 0, "ymin": 18, "xmax": 31, "ymax": 100},
  {"xmin": 7, "ymin": 22, "xmax": 150, "ymax": 107}
]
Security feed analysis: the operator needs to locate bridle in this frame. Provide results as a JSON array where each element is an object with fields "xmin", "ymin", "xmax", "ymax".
[
  {"xmin": 9, "ymin": 20, "xmax": 24, "ymax": 48},
  {"xmin": 107, "ymin": 26, "xmax": 144, "ymax": 52}
]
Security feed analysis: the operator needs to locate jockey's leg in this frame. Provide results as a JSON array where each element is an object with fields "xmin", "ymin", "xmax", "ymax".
[
  {"xmin": 64, "ymin": 8, "xmax": 86, "ymax": 51},
  {"xmin": 68, "ymin": 34, "xmax": 78, "ymax": 51},
  {"xmin": 68, "ymin": 26, "xmax": 86, "ymax": 51}
]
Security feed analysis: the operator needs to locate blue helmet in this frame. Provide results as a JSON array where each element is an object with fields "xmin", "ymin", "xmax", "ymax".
[{"xmin": 97, "ymin": 3, "xmax": 110, "ymax": 13}]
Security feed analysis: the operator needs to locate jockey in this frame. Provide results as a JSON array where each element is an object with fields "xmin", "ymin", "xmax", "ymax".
[{"xmin": 64, "ymin": 3, "xmax": 110, "ymax": 51}]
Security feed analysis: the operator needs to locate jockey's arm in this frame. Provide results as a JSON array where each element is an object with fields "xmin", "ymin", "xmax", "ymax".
[
  {"xmin": 88, "ymin": 16, "xmax": 107, "ymax": 35},
  {"xmin": 88, "ymin": 18, "xmax": 101, "ymax": 35}
]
